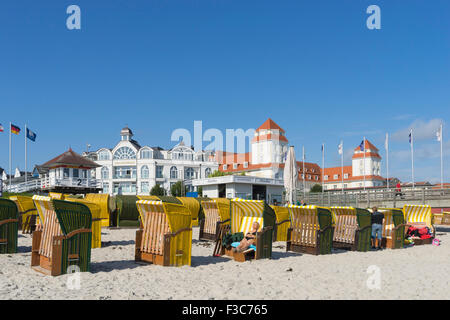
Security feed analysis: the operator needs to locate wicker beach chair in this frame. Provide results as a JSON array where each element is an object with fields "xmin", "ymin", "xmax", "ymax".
[
  {"xmin": 0, "ymin": 199, "xmax": 19, "ymax": 254},
  {"xmin": 113, "ymin": 195, "xmax": 140, "ymax": 227},
  {"xmin": 403, "ymin": 204, "xmax": 435, "ymax": 245},
  {"xmin": 330, "ymin": 206, "xmax": 372, "ymax": 252},
  {"xmin": 9, "ymin": 195, "xmax": 38, "ymax": 234},
  {"xmin": 286, "ymin": 205, "xmax": 334, "ymax": 255},
  {"xmin": 31, "ymin": 197, "xmax": 92, "ymax": 276},
  {"xmin": 135, "ymin": 200, "xmax": 192, "ymax": 267},
  {"xmin": 85, "ymin": 193, "xmax": 112, "ymax": 227},
  {"xmin": 218, "ymin": 199, "xmax": 275, "ymax": 262},
  {"xmin": 442, "ymin": 212, "xmax": 450, "ymax": 225},
  {"xmin": 375, "ymin": 208, "xmax": 407, "ymax": 249},
  {"xmin": 199, "ymin": 199, "xmax": 230, "ymax": 241},
  {"xmin": 270, "ymin": 205, "xmax": 291, "ymax": 242}
]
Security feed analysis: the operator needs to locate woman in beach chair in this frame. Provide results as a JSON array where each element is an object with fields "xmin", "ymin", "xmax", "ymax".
[
  {"xmin": 135, "ymin": 200, "xmax": 192, "ymax": 267},
  {"xmin": 199, "ymin": 199, "xmax": 230, "ymax": 241},
  {"xmin": 403, "ymin": 205, "xmax": 435, "ymax": 245},
  {"xmin": 286, "ymin": 205, "xmax": 334, "ymax": 255},
  {"xmin": 31, "ymin": 197, "xmax": 92, "ymax": 276},
  {"xmin": 9, "ymin": 195, "xmax": 38, "ymax": 234},
  {"xmin": 330, "ymin": 207, "xmax": 372, "ymax": 252},
  {"xmin": 218, "ymin": 199, "xmax": 276, "ymax": 262},
  {"xmin": 0, "ymin": 199, "xmax": 19, "ymax": 254},
  {"xmin": 232, "ymin": 221, "xmax": 259, "ymax": 253}
]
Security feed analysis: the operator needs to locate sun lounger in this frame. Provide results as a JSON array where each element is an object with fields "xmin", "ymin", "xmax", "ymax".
[
  {"xmin": 31, "ymin": 197, "xmax": 92, "ymax": 276},
  {"xmin": 377, "ymin": 208, "xmax": 408, "ymax": 249},
  {"xmin": 219, "ymin": 198, "xmax": 276, "ymax": 262},
  {"xmin": 199, "ymin": 199, "xmax": 230, "ymax": 241},
  {"xmin": 286, "ymin": 205, "xmax": 334, "ymax": 255},
  {"xmin": 330, "ymin": 206, "xmax": 372, "ymax": 252},
  {"xmin": 9, "ymin": 195, "xmax": 38, "ymax": 234},
  {"xmin": 0, "ymin": 199, "xmax": 19, "ymax": 254},
  {"xmin": 270, "ymin": 205, "xmax": 291, "ymax": 242},
  {"xmin": 135, "ymin": 200, "xmax": 192, "ymax": 267},
  {"xmin": 403, "ymin": 204, "xmax": 435, "ymax": 245}
]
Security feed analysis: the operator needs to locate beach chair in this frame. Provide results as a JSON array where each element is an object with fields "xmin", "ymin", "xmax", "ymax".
[
  {"xmin": 219, "ymin": 199, "xmax": 276, "ymax": 262},
  {"xmin": 286, "ymin": 205, "xmax": 334, "ymax": 255},
  {"xmin": 0, "ymin": 199, "xmax": 19, "ymax": 254},
  {"xmin": 135, "ymin": 200, "xmax": 192, "ymax": 267},
  {"xmin": 270, "ymin": 205, "xmax": 291, "ymax": 242},
  {"xmin": 403, "ymin": 205, "xmax": 435, "ymax": 245},
  {"xmin": 85, "ymin": 193, "xmax": 111, "ymax": 227},
  {"xmin": 330, "ymin": 207, "xmax": 372, "ymax": 252},
  {"xmin": 9, "ymin": 195, "xmax": 38, "ymax": 234},
  {"xmin": 31, "ymin": 197, "xmax": 92, "ymax": 276},
  {"xmin": 442, "ymin": 212, "xmax": 450, "ymax": 225},
  {"xmin": 177, "ymin": 197, "xmax": 204, "ymax": 227},
  {"xmin": 113, "ymin": 195, "xmax": 140, "ymax": 227},
  {"xmin": 377, "ymin": 208, "xmax": 408, "ymax": 249},
  {"xmin": 199, "ymin": 199, "xmax": 230, "ymax": 241}
]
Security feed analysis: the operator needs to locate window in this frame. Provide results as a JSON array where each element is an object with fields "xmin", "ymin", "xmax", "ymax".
[
  {"xmin": 113, "ymin": 166, "xmax": 136, "ymax": 179},
  {"xmin": 113, "ymin": 182, "xmax": 136, "ymax": 194},
  {"xmin": 205, "ymin": 167, "xmax": 212, "ymax": 178},
  {"xmin": 307, "ymin": 175, "xmax": 311, "ymax": 180},
  {"xmin": 315, "ymin": 176, "xmax": 319, "ymax": 180},
  {"xmin": 141, "ymin": 165, "xmax": 149, "ymax": 179},
  {"xmin": 99, "ymin": 150, "xmax": 110, "ymax": 160},
  {"xmin": 114, "ymin": 147, "xmax": 136, "ymax": 160},
  {"xmin": 81, "ymin": 170, "xmax": 87, "ymax": 179},
  {"xmin": 223, "ymin": 164, "xmax": 228, "ymax": 170},
  {"xmin": 170, "ymin": 166, "xmax": 178, "ymax": 179},
  {"xmin": 101, "ymin": 167, "xmax": 109, "ymax": 179},
  {"xmin": 73, "ymin": 169, "xmax": 79, "ymax": 178},
  {"xmin": 324, "ymin": 175, "xmax": 328, "ymax": 180},
  {"xmin": 185, "ymin": 167, "xmax": 195, "ymax": 179},
  {"xmin": 233, "ymin": 163, "xmax": 238, "ymax": 169},
  {"xmin": 141, "ymin": 182, "xmax": 149, "ymax": 194},
  {"xmin": 344, "ymin": 184, "xmax": 348, "ymax": 188},
  {"xmin": 63, "ymin": 168, "xmax": 70, "ymax": 178},
  {"xmin": 156, "ymin": 166, "xmax": 163, "ymax": 178},
  {"xmin": 140, "ymin": 149, "xmax": 152, "ymax": 159},
  {"xmin": 103, "ymin": 183, "xmax": 109, "ymax": 194},
  {"xmin": 344, "ymin": 173, "xmax": 349, "ymax": 179},
  {"xmin": 333, "ymin": 174, "xmax": 338, "ymax": 179},
  {"xmin": 244, "ymin": 162, "xmax": 248, "ymax": 168}
]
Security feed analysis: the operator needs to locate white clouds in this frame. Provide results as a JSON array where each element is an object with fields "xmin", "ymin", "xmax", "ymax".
[{"xmin": 391, "ymin": 118, "xmax": 444, "ymax": 142}]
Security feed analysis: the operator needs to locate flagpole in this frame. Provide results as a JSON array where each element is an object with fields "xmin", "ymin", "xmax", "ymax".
[
  {"xmin": 440, "ymin": 124, "xmax": 443, "ymax": 189},
  {"xmin": 9, "ymin": 122, "xmax": 12, "ymax": 191},
  {"xmin": 341, "ymin": 140, "xmax": 344, "ymax": 195},
  {"xmin": 322, "ymin": 143, "xmax": 325, "ymax": 195},
  {"xmin": 25, "ymin": 124, "xmax": 27, "ymax": 187},
  {"xmin": 302, "ymin": 146, "xmax": 306, "ymax": 200},
  {"xmin": 363, "ymin": 136, "xmax": 366, "ymax": 191},
  {"xmin": 386, "ymin": 133, "xmax": 389, "ymax": 191},
  {"xmin": 411, "ymin": 129, "xmax": 415, "ymax": 188}
]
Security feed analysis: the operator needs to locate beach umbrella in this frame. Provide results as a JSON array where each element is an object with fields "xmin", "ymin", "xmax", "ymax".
[{"xmin": 283, "ymin": 146, "xmax": 298, "ymax": 204}]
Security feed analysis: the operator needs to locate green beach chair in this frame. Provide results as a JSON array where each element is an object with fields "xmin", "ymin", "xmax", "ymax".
[{"xmin": 0, "ymin": 199, "xmax": 19, "ymax": 254}]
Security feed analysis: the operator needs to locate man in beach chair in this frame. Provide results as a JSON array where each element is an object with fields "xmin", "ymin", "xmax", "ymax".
[{"xmin": 232, "ymin": 221, "xmax": 260, "ymax": 253}]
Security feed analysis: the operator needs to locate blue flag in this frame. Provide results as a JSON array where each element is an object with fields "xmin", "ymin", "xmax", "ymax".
[
  {"xmin": 359, "ymin": 140, "xmax": 364, "ymax": 151},
  {"xmin": 26, "ymin": 128, "xmax": 37, "ymax": 142},
  {"xmin": 409, "ymin": 132, "xmax": 412, "ymax": 144}
]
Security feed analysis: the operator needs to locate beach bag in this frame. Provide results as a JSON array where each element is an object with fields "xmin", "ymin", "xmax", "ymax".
[
  {"xmin": 222, "ymin": 232, "xmax": 244, "ymax": 247},
  {"xmin": 432, "ymin": 239, "xmax": 440, "ymax": 246}
]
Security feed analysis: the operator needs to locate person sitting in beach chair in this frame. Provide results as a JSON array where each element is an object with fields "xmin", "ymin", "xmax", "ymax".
[{"xmin": 232, "ymin": 221, "xmax": 260, "ymax": 253}]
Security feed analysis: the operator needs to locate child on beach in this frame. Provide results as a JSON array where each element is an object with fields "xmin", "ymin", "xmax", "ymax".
[{"xmin": 371, "ymin": 206, "xmax": 384, "ymax": 250}]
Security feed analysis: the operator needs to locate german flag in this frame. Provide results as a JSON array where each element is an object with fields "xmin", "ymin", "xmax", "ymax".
[{"xmin": 11, "ymin": 124, "xmax": 21, "ymax": 135}]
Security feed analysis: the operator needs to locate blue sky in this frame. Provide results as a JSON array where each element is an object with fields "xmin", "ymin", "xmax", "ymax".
[{"xmin": 0, "ymin": 0, "xmax": 449, "ymax": 183}]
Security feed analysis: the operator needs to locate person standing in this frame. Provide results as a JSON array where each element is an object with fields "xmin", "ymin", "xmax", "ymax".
[{"xmin": 371, "ymin": 206, "xmax": 384, "ymax": 250}]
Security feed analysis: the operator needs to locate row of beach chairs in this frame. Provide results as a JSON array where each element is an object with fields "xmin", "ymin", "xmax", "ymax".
[{"xmin": 0, "ymin": 195, "xmax": 443, "ymax": 275}]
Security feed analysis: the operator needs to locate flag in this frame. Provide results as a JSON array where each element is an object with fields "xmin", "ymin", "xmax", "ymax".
[
  {"xmin": 436, "ymin": 127, "xmax": 442, "ymax": 142},
  {"xmin": 321, "ymin": 144, "xmax": 324, "ymax": 152},
  {"xmin": 338, "ymin": 141, "xmax": 343, "ymax": 155},
  {"xmin": 0, "ymin": 123, "xmax": 3, "ymax": 132},
  {"xmin": 409, "ymin": 131, "xmax": 412, "ymax": 144},
  {"xmin": 11, "ymin": 124, "xmax": 20, "ymax": 135},
  {"xmin": 359, "ymin": 140, "xmax": 364, "ymax": 151},
  {"xmin": 26, "ymin": 128, "xmax": 37, "ymax": 142}
]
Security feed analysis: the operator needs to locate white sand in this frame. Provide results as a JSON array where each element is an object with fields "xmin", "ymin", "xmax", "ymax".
[{"xmin": 1, "ymin": 226, "xmax": 449, "ymax": 300}]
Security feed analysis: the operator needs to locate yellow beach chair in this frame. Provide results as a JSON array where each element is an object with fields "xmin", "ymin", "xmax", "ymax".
[
  {"xmin": 199, "ymin": 199, "xmax": 230, "ymax": 241},
  {"xmin": 270, "ymin": 205, "xmax": 291, "ymax": 242},
  {"xmin": 377, "ymin": 208, "xmax": 407, "ymax": 249},
  {"xmin": 85, "ymin": 193, "xmax": 111, "ymax": 227},
  {"xmin": 9, "ymin": 195, "xmax": 38, "ymax": 234},
  {"xmin": 403, "ymin": 204, "xmax": 435, "ymax": 245}
]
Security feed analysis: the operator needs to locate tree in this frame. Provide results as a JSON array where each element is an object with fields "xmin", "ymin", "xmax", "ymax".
[
  {"xmin": 208, "ymin": 170, "xmax": 232, "ymax": 178},
  {"xmin": 150, "ymin": 184, "xmax": 166, "ymax": 196},
  {"xmin": 310, "ymin": 184, "xmax": 323, "ymax": 193},
  {"xmin": 197, "ymin": 186, "xmax": 203, "ymax": 197},
  {"xmin": 171, "ymin": 181, "xmax": 187, "ymax": 197}
]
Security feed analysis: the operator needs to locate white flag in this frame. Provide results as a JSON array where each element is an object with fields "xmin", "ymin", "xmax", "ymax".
[
  {"xmin": 338, "ymin": 141, "xmax": 343, "ymax": 155},
  {"xmin": 436, "ymin": 127, "xmax": 442, "ymax": 142}
]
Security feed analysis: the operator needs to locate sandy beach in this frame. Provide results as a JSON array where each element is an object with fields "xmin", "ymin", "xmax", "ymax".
[{"xmin": 1, "ymin": 226, "xmax": 449, "ymax": 300}]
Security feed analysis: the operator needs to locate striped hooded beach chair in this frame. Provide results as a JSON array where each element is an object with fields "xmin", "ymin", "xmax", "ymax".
[
  {"xmin": 330, "ymin": 206, "xmax": 372, "ymax": 252},
  {"xmin": 85, "ymin": 193, "xmax": 112, "ymax": 227},
  {"xmin": 270, "ymin": 205, "xmax": 291, "ymax": 242},
  {"xmin": 31, "ymin": 196, "xmax": 92, "ymax": 276},
  {"xmin": 135, "ymin": 200, "xmax": 192, "ymax": 267},
  {"xmin": 0, "ymin": 199, "xmax": 19, "ymax": 254},
  {"xmin": 199, "ymin": 198, "xmax": 231, "ymax": 241},
  {"xmin": 286, "ymin": 205, "xmax": 334, "ymax": 255},
  {"xmin": 219, "ymin": 198, "xmax": 276, "ymax": 262},
  {"xmin": 371, "ymin": 208, "xmax": 407, "ymax": 249},
  {"xmin": 403, "ymin": 204, "xmax": 435, "ymax": 245},
  {"xmin": 9, "ymin": 195, "xmax": 38, "ymax": 234}
]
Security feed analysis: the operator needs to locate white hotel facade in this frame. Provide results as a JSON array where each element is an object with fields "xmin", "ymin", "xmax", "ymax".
[{"xmin": 84, "ymin": 127, "xmax": 218, "ymax": 195}]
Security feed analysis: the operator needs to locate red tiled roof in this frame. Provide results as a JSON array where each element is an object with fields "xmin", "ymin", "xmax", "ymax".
[
  {"xmin": 352, "ymin": 152, "xmax": 381, "ymax": 159},
  {"xmin": 41, "ymin": 149, "xmax": 100, "ymax": 169},
  {"xmin": 353, "ymin": 139, "xmax": 379, "ymax": 152},
  {"xmin": 256, "ymin": 118, "xmax": 285, "ymax": 133},
  {"xmin": 252, "ymin": 133, "xmax": 288, "ymax": 143}
]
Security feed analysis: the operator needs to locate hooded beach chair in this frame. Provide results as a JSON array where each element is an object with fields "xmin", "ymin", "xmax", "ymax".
[
  {"xmin": 31, "ymin": 196, "xmax": 92, "ymax": 276},
  {"xmin": 85, "ymin": 193, "xmax": 112, "ymax": 227},
  {"xmin": 135, "ymin": 200, "xmax": 192, "ymax": 267},
  {"xmin": 403, "ymin": 204, "xmax": 435, "ymax": 245},
  {"xmin": 199, "ymin": 198, "xmax": 230, "ymax": 241},
  {"xmin": 9, "ymin": 195, "xmax": 38, "ymax": 234},
  {"xmin": 374, "ymin": 208, "xmax": 407, "ymax": 249},
  {"xmin": 219, "ymin": 199, "xmax": 276, "ymax": 262},
  {"xmin": 442, "ymin": 212, "xmax": 450, "ymax": 225},
  {"xmin": 270, "ymin": 205, "xmax": 291, "ymax": 242},
  {"xmin": 113, "ymin": 195, "xmax": 140, "ymax": 227},
  {"xmin": 330, "ymin": 206, "xmax": 372, "ymax": 252},
  {"xmin": 0, "ymin": 199, "xmax": 19, "ymax": 254},
  {"xmin": 286, "ymin": 205, "xmax": 334, "ymax": 255}
]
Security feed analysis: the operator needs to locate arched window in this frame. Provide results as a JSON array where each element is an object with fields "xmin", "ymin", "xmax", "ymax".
[
  {"xmin": 170, "ymin": 166, "xmax": 178, "ymax": 179},
  {"xmin": 185, "ymin": 167, "xmax": 195, "ymax": 179},
  {"xmin": 99, "ymin": 150, "xmax": 111, "ymax": 160},
  {"xmin": 141, "ymin": 165, "xmax": 149, "ymax": 179},
  {"xmin": 140, "ymin": 149, "xmax": 152, "ymax": 159},
  {"xmin": 101, "ymin": 167, "xmax": 109, "ymax": 179},
  {"xmin": 205, "ymin": 167, "xmax": 212, "ymax": 178},
  {"xmin": 114, "ymin": 147, "xmax": 136, "ymax": 160}
]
